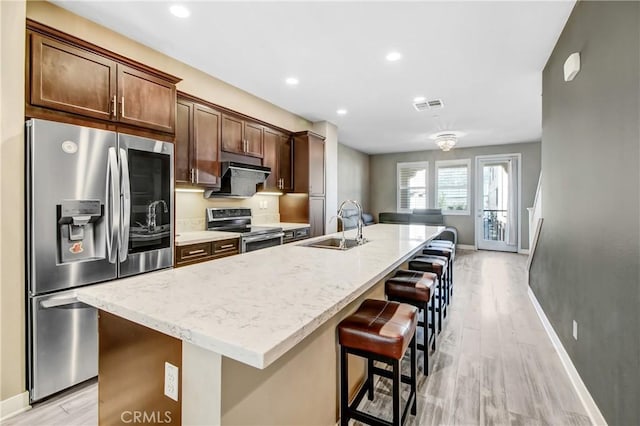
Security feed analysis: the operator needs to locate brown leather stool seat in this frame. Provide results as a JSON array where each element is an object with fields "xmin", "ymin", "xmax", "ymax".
[
  {"xmin": 338, "ymin": 299, "xmax": 417, "ymax": 359},
  {"xmin": 422, "ymin": 246, "xmax": 454, "ymax": 304},
  {"xmin": 385, "ymin": 270, "xmax": 435, "ymax": 302},
  {"xmin": 339, "ymin": 299, "xmax": 418, "ymax": 426},
  {"xmin": 385, "ymin": 270, "xmax": 437, "ymax": 376},
  {"xmin": 409, "ymin": 256, "xmax": 449, "ymax": 333}
]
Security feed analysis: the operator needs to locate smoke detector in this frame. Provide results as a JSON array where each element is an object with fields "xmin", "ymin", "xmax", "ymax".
[{"xmin": 413, "ymin": 98, "xmax": 444, "ymax": 112}]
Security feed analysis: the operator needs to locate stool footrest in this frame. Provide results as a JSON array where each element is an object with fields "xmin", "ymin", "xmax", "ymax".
[
  {"xmin": 346, "ymin": 377, "xmax": 416, "ymax": 426},
  {"xmin": 371, "ymin": 366, "xmax": 414, "ymax": 385}
]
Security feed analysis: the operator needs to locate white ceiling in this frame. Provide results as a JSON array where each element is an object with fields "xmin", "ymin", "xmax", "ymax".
[{"xmin": 53, "ymin": 1, "xmax": 575, "ymax": 154}]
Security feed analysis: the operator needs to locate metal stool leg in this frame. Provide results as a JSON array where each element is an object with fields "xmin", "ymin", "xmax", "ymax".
[
  {"xmin": 340, "ymin": 346, "xmax": 349, "ymax": 426},
  {"xmin": 367, "ymin": 358, "xmax": 374, "ymax": 400},
  {"xmin": 392, "ymin": 358, "xmax": 401, "ymax": 426}
]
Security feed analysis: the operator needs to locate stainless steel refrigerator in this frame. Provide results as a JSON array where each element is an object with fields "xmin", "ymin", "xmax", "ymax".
[{"xmin": 26, "ymin": 119, "xmax": 174, "ymax": 402}]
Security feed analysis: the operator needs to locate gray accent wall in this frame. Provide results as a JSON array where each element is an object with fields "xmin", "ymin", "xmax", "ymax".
[
  {"xmin": 337, "ymin": 143, "xmax": 371, "ymax": 212},
  {"xmin": 530, "ymin": 2, "xmax": 640, "ymax": 425},
  {"xmin": 369, "ymin": 142, "xmax": 541, "ymax": 248}
]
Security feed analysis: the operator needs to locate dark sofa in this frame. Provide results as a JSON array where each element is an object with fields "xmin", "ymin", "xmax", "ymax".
[
  {"xmin": 378, "ymin": 209, "xmax": 457, "ymax": 243},
  {"xmin": 338, "ymin": 208, "xmax": 375, "ymax": 231}
]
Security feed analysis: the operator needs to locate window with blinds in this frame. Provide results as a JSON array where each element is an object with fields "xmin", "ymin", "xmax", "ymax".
[
  {"xmin": 397, "ymin": 161, "xmax": 428, "ymax": 212},
  {"xmin": 435, "ymin": 159, "xmax": 470, "ymax": 214}
]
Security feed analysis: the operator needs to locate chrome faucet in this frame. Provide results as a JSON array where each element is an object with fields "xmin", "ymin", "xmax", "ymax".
[
  {"xmin": 147, "ymin": 200, "xmax": 168, "ymax": 232},
  {"xmin": 337, "ymin": 199, "xmax": 365, "ymax": 245}
]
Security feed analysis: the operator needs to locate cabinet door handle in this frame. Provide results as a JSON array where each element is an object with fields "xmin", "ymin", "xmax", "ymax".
[
  {"xmin": 187, "ymin": 249, "xmax": 205, "ymax": 255},
  {"xmin": 121, "ymin": 96, "xmax": 125, "ymax": 117},
  {"xmin": 111, "ymin": 95, "xmax": 117, "ymax": 118},
  {"xmin": 218, "ymin": 244, "xmax": 235, "ymax": 249},
  {"xmin": 190, "ymin": 169, "xmax": 195, "ymax": 183}
]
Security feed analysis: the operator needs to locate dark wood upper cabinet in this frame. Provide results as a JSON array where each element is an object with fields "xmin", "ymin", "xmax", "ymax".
[
  {"xmin": 30, "ymin": 33, "xmax": 117, "ymax": 121},
  {"xmin": 260, "ymin": 127, "xmax": 293, "ymax": 192},
  {"xmin": 175, "ymin": 99, "xmax": 193, "ymax": 183},
  {"xmin": 293, "ymin": 131, "xmax": 325, "ymax": 196},
  {"xmin": 221, "ymin": 114, "xmax": 264, "ymax": 159},
  {"xmin": 193, "ymin": 104, "xmax": 221, "ymax": 186},
  {"xmin": 278, "ymin": 133, "xmax": 293, "ymax": 191},
  {"xmin": 175, "ymin": 94, "xmax": 221, "ymax": 187},
  {"xmin": 244, "ymin": 122, "xmax": 264, "ymax": 158},
  {"xmin": 26, "ymin": 21, "xmax": 180, "ymax": 136},
  {"xmin": 117, "ymin": 65, "xmax": 176, "ymax": 134},
  {"xmin": 221, "ymin": 114, "xmax": 244, "ymax": 154},
  {"xmin": 262, "ymin": 128, "xmax": 279, "ymax": 190}
]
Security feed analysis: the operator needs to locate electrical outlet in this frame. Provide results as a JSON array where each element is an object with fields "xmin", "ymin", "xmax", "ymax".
[
  {"xmin": 164, "ymin": 362, "xmax": 179, "ymax": 401},
  {"xmin": 572, "ymin": 320, "xmax": 578, "ymax": 340}
]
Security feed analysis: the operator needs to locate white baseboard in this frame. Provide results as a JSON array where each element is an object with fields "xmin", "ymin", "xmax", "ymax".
[
  {"xmin": 456, "ymin": 244, "xmax": 475, "ymax": 250},
  {"xmin": 0, "ymin": 391, "xmax": 30, "ymax": 421},
  {"xmin": 527, "ymin": 288, "xmax": 607, "ymax": 426},
  {"xmin": 518, "ymin": 248, "xmax": 530, "ymax": 255}
]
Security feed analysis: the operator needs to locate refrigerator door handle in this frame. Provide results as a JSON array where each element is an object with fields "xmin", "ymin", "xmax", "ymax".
[
  {"xmin": 39, "ymin": 296, "xmax": 86, "ymax": 309},
  {"xmin": 106, "ymin": 147, "xmax": 120, "ymax": 264},
  {"xmin": 119, "ymin": 148, "xmax": 131, "ymax": 262}
]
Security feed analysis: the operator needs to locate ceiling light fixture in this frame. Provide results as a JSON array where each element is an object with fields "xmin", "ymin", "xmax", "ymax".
[
  {"xmin": 336, "ymin": 109, "xmax": 348, "ymax": 115},
  {"xmin": 285, "ymin": 77, "xmax": 299, "ymax": 86},
  {"xmin": 413, "ymin": 96, "xmax": 426, "ymax": 103},
  {"xmin": 435, "ymin": 133, "xmax": 458, "ymax": 152},
  {"xmin": 169, "ymin": 4, "xmax": 190, "ymax": 18},
  {"xmin": 386, "ymin": 51, "xmax": 402, "ymax": 62}
]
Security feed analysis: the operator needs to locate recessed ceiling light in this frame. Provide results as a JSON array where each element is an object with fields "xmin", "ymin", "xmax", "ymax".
[
  {"xmin": 386, "ymin": 51, "xmax": 402, "ymax": 62},
  {"xmin": 413, "ymin": 96, "xmax": 426, "ymax": 103},
  {"xmin": 336, "ymin": 109, "xmax": 348, "ymax": 115},
  {"xmin": 169, "ymin": 5, "xmax": 190, "ymax": 18},
  {"xmin": 285, "ymin": 77, "xmax": 299, "ymax": 86}
]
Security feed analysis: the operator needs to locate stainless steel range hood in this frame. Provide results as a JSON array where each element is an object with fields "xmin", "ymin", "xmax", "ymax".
[{"xmin": 204, "ymin": 162, "xmax": 270, "ymax": 198}]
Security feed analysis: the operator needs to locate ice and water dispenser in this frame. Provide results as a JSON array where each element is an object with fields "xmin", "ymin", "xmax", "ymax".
[{"xmin": 57, "ymin": 200, "xmax": 103, "ymax": 263}]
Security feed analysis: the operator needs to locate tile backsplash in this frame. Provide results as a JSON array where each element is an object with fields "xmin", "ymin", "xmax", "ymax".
[{"xmin": 175, "ymin": 191, "xmax": 281, "ymax": 232}]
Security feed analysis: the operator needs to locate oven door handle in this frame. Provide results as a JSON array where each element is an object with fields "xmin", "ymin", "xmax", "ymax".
[{"xmin": 243, "ymin": 232, "xmax": 285, "ymax": 243}]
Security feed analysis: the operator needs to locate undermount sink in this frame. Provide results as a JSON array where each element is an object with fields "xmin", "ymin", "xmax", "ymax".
[{"xmin": 303, "ymin": 237, "xmax": 366, "ymax": 250}]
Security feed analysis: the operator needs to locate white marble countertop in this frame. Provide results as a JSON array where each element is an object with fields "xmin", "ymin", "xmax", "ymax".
[
  {"xmin": 77, "ymin": 224, "xmax": 443, "ymax": 369},
  {"xmin": 175, "ymin": 230, "xmax": 241, "ymax": 246},
  {"xmin": 175, "ymin": 223, "xmax": 310, "ymax": 246}
]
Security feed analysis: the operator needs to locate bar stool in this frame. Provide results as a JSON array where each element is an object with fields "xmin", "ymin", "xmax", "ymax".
[
  {"xmin": 408, "ymin": 256, "xmax": 448, "ymax": 332},
  {"xmin": 422, "ymin": 246, "xmax": 454, "ymax": 302},
  {"xmin": 338, "ymin": 299, "xmax": 418, "ymax": 426},
  {"xmin": 385, "ymin": 270, "xmax": 437, "ymax": 375}
]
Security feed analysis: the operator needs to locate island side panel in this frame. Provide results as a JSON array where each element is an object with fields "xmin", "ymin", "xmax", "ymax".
[
  {"xmin": 220, "ymin": 280, "xmax": 386, "ymax": 425},
  {"xmin": 182, "ymin": 342, "xmax": 222, "ymax": 425},
  {"xmin": 99, "ymin": 311, "xmax": 182, "ymax": 425}
]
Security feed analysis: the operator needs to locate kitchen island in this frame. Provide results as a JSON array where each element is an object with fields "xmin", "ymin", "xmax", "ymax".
[{"xmin": 77, "ymin": 224, "xmax": 444, "ymax": 425}]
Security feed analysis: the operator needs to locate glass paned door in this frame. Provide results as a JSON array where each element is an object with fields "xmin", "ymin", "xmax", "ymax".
[{"xmin": 476, "ymin": 156, "xmax": 519, "ymax": 252}]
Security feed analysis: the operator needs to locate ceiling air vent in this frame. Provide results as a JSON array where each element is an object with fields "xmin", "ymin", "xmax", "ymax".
[{"xmin": 413, "ymin": 98, "xmax": 444, "ymax": 112}]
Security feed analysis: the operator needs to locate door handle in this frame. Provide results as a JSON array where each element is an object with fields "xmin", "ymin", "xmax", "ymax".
[
  {"xmin": 111, "ymin": 95, "xmax": 117, "ymax": 118},
  {"xmin": 106, "ymin": 147, "xmax": 120, "ymax": 264},
  {"xmin": 119, "ymin": 148, "xmax": 131, "ymax": 262},
  {"xmin": 190, "ymin": 168, "xmax": 195, "ymax": 183},
  {"xmin": 40, "ymin": 296, "xmax": 82, "ymax": 308}
]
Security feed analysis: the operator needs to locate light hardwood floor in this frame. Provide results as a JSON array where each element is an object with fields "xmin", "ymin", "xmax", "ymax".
[
  {"xmin": 355, "ymin": 250, "xmax": 591, "ymax": 426},
  {"xmin": 3, "ymin": 250, "xmax": 590, "ymax": 426}
]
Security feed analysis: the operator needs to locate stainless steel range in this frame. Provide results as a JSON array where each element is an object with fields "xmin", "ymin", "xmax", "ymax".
[{"xmin": 206, "ymin": 208, "xmax": 283, "ymax": 253}]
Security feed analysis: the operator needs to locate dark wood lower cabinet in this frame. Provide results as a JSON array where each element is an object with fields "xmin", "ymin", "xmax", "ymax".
[
  {"xmin": 309, "ymin": 197, "xmax": 325, "ymax": 238},
  {"xmin": 175, "ymin": 238, "xmax": 239, "ymax": 267}
]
